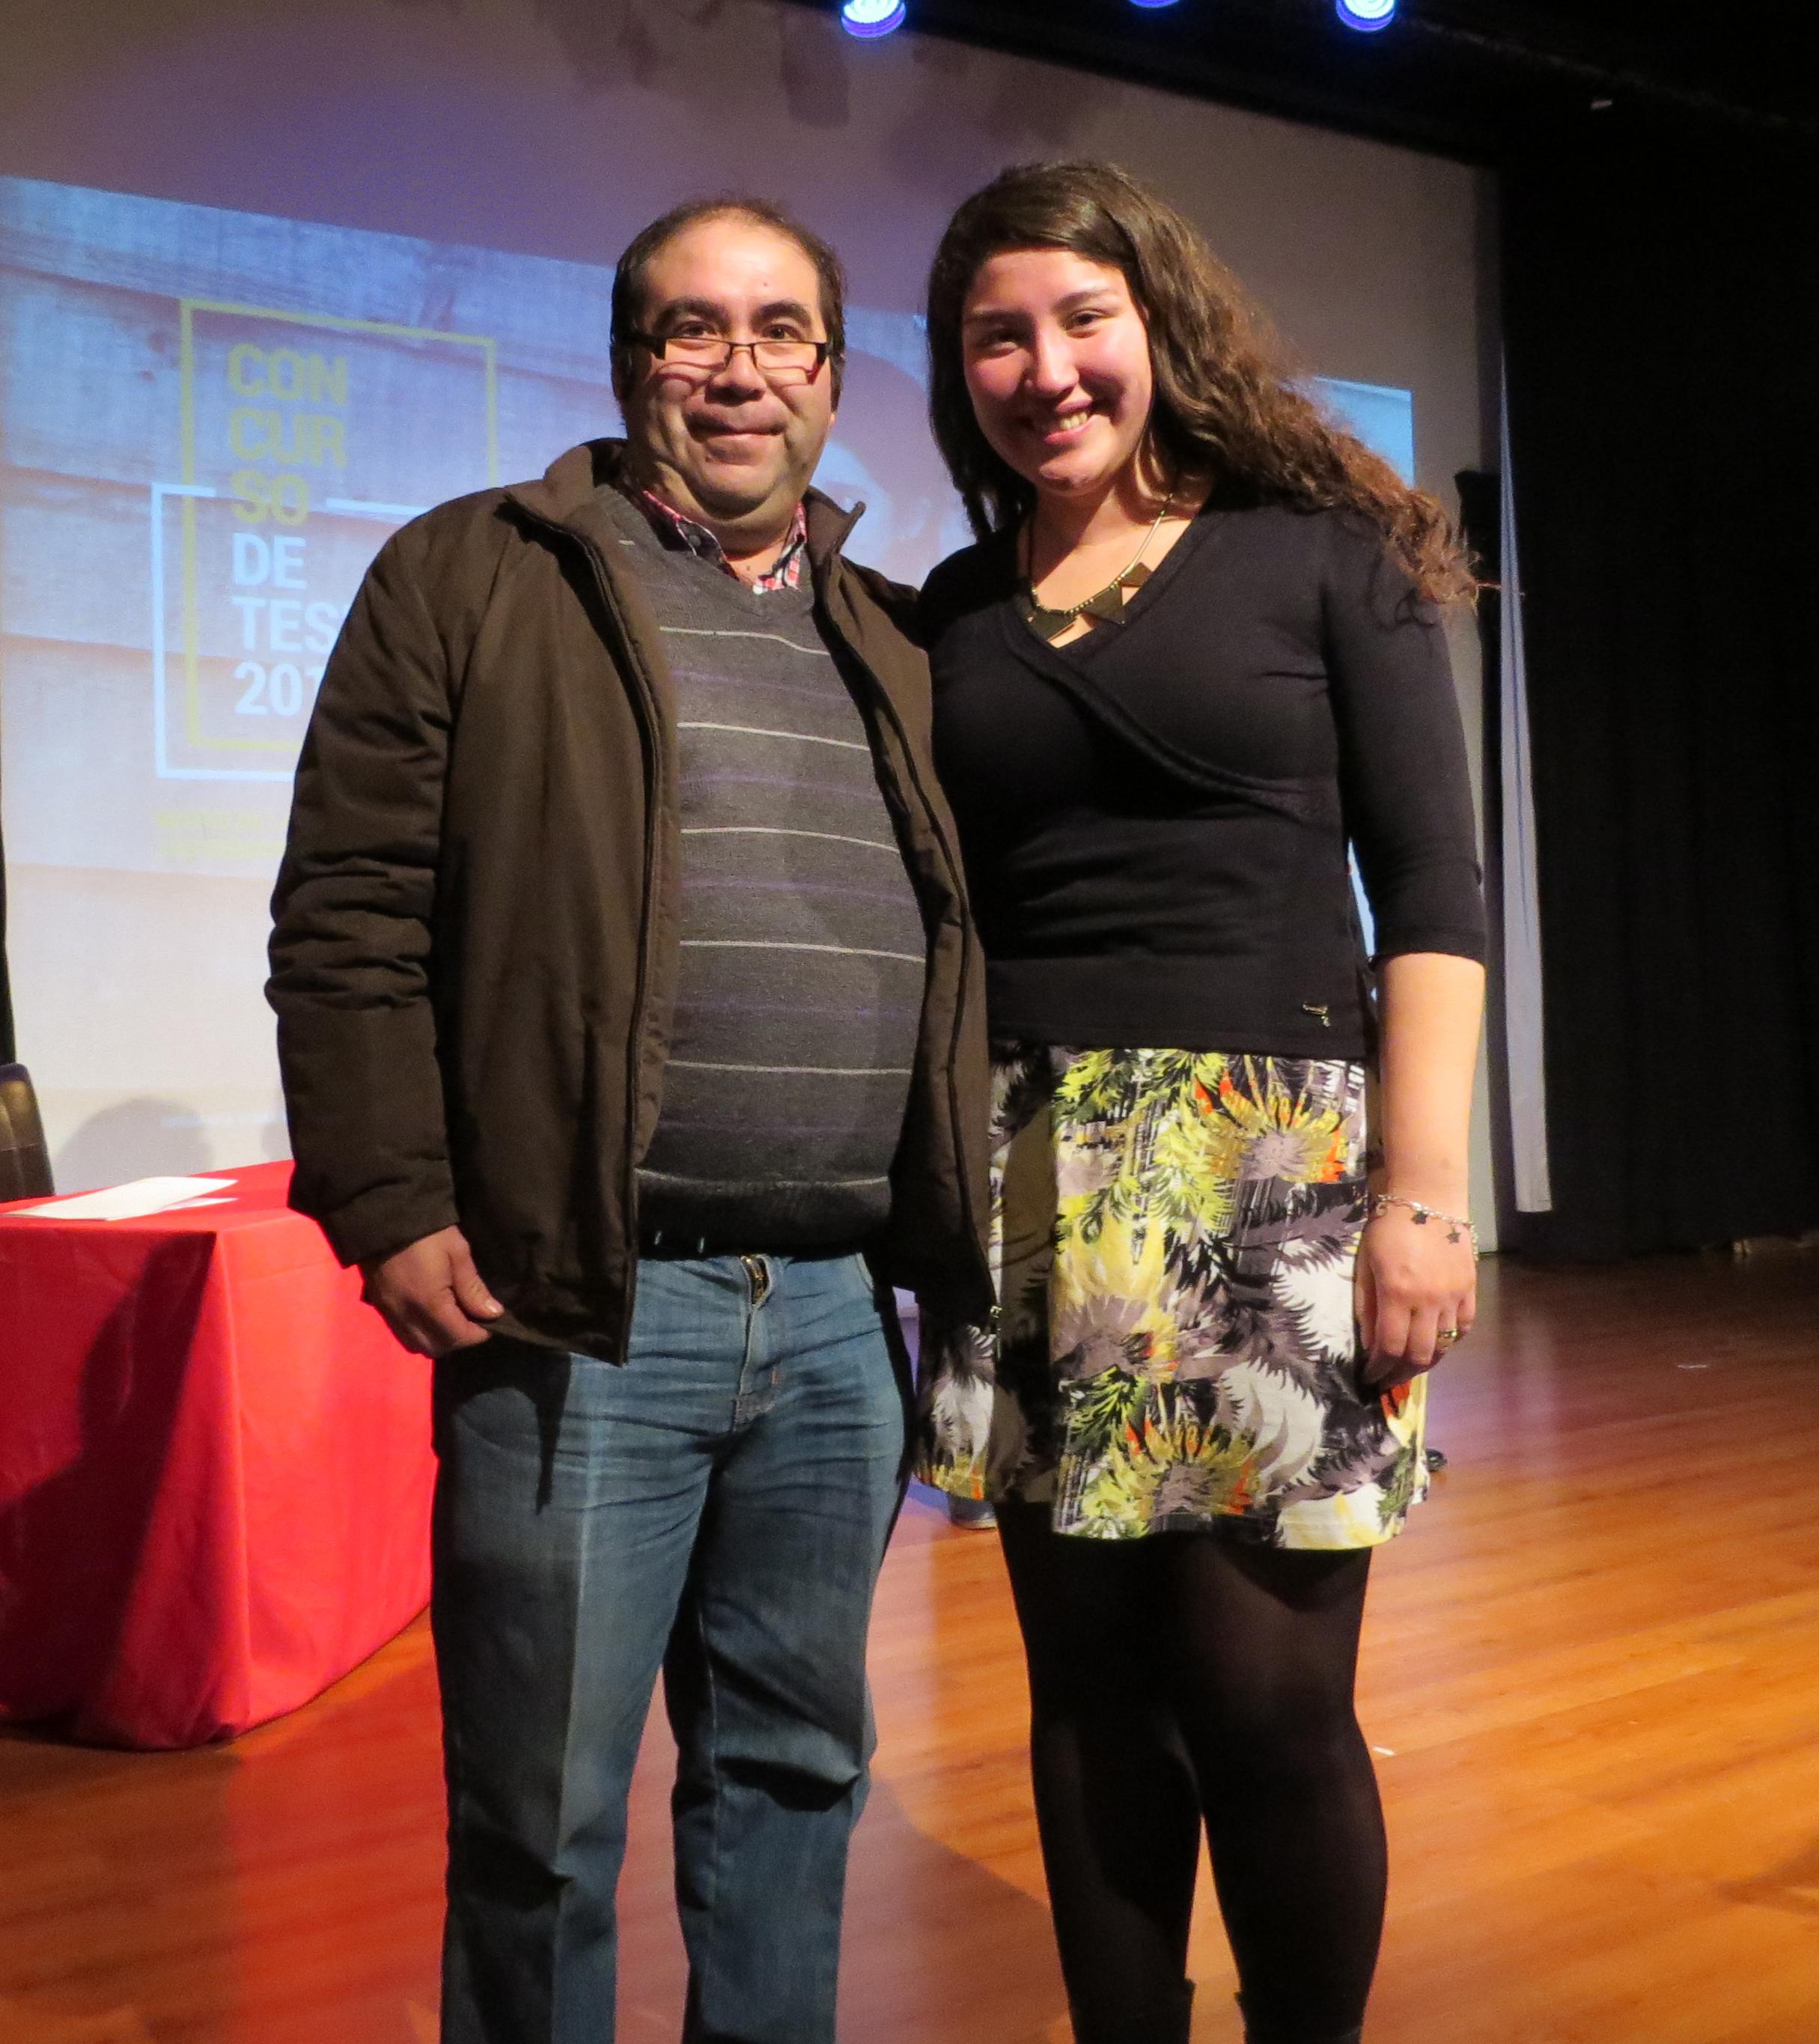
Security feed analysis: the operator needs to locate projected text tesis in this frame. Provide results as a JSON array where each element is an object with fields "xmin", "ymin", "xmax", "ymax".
[
  {"xmin": 153, "ymin": 299, "xmax": 499, "ymax": 785},
  {"xmin": 225, "ymin": 344, "xmax": 348, "ymax": 720}
]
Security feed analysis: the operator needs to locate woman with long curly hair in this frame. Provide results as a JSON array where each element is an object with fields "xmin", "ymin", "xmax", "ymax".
[{"xmin": 915, "ymin": 160, "xmax": 1487, "ymax": 2044}]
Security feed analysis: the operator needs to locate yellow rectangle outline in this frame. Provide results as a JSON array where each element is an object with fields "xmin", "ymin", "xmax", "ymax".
[{"xmin": 174, "ymin": 299, "xmax": 500, "ymax": 754}]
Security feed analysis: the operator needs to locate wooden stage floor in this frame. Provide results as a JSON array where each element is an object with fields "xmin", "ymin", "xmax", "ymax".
[{"xmin": 4, "ymin": 1250, "xmax": 1817, "ymax": 2043}]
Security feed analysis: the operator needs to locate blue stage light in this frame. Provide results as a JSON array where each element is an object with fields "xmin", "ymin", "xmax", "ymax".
[
  {"xmin": 1335, "ymin": 0, "xmax": 1398, "ymax": 29},
  {"xmin": 841, "ymin": 0, "xmax": 907, "ymax": 37},
  {"xmin": 1128, "ymin": 1, "xmax": 1184, "ymax": 10}
]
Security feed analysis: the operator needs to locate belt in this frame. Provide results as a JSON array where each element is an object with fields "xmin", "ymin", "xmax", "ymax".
[
  {"xmin": 637, "ymin": 1229, "xmax": 729, "ymax": 1260},
  {"xmin": 636, "ymin": 1232, "xmax": 870, "ymax": 1262}
]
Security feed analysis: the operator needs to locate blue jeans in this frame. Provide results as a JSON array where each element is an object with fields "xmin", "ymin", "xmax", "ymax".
[{"xmin": 430, "ymin": 1250, "xmax": 909, "ymax": 2044}]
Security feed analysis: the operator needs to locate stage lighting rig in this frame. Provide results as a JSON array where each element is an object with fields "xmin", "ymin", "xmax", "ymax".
[
  {"xmin": 841, "ymin": 0, "xmax": 907, "ymax": 36},
  {"xmin": 1335, "ymin": 0, "xmax": 1398, "ymax": 28}
]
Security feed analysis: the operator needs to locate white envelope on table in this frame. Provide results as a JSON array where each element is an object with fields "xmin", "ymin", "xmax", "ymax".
[{"xmin": 12, "ymin": 1175, "xmax": 238, "ymax": 1220}]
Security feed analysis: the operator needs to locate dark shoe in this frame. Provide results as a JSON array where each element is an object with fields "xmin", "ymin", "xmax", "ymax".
[{"xmin": 945, "ymin": 1492, "xmax": 997, "ymax": 1530}]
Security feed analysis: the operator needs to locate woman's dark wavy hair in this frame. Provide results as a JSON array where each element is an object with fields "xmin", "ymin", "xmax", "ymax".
[{"xmin": 925, "ymin": 159, "xmax": 1475, "ymax": 606}]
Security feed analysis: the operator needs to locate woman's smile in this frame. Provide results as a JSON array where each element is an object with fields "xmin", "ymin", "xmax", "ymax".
[{"xmin": 1030, "ymin": 406, "xmax": 1097, "ymax": 448}]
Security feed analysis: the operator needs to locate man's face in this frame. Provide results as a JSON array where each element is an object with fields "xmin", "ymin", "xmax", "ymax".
[{"xmin": 619, "ymin": 216, "xmax": 838, "ymax": 539}]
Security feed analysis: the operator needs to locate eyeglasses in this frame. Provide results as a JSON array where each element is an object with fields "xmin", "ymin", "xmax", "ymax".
[{"xmin": 630, "ymin": 332, "xmax": 832, "ymax": 380}]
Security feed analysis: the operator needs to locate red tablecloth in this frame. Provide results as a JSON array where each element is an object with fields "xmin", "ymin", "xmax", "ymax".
[{"xmin": 0, "ymin": 1161, "xmax": 435, "ymax": 1748}]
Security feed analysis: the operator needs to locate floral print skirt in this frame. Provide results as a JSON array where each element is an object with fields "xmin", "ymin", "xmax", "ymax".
[{"xmin": 916, "ymin": 1043, "xmax": 1428, "ymax": 1551}]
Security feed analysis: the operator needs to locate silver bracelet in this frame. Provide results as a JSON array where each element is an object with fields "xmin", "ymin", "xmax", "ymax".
[{"xmin": 1367, "ymin": 1191, "xmax": 1480, "ymax": 1256}]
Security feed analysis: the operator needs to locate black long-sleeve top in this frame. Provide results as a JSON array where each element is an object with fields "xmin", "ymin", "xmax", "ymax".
[{"xmin": 923, "ymin": 501, "xmax": 1487, "ymax": 1059}]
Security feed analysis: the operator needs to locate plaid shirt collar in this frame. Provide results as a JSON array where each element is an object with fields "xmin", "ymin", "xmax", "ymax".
[{"xmin": 626, "ymin": 484, "xmax": 809, "ymax": 594}]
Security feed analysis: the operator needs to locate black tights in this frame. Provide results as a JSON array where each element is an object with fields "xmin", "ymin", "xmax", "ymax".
[{"xmin": 997, "ymin": 1500, "xmax": 1383, "ymax": 2044}]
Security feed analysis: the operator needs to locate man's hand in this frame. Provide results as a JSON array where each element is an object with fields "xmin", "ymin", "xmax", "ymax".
[{"xmin": 360, "ymin": 1226, "xmax": 505, "ymax": 1357}]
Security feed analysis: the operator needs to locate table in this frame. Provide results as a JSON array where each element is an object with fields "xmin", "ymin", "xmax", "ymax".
[{"xmin": 0, "ymin": 1161, "xmax": 435, "ymax": 1748}]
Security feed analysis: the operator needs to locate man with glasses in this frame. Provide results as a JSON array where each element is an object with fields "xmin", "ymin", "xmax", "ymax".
[{"xmin": 268, "ymin": 198, "xmax": 990, "ymax": 2044}]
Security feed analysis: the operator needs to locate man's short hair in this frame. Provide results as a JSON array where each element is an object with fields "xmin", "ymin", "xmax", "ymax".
[{"xmin": 610, "ymin": 196, "xmax": 848, "ymax": 403}]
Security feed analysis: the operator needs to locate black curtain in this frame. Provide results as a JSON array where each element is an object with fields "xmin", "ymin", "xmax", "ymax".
[
  {"xmin": 1453, "ymin": 468, "xmax": 1519, "ymax": 1248},
  {"xmin": 1502, "ymin": 127, "xmax": 1819, "ymax": 1259}
]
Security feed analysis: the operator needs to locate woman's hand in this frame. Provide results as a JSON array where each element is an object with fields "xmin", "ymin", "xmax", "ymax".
[
  {"xmin": 1359, "ymin": 951, "xmax": 1486, "ymax": 1391},
  {"xmin": 1354, "ymin": 1205, "xmax": 1476, "ymax": 1388}
]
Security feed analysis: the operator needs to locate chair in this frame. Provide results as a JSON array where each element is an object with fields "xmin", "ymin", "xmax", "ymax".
[{"xmin": 0, "ymin": 1063, "xmax": 53, "ymax": 1202}]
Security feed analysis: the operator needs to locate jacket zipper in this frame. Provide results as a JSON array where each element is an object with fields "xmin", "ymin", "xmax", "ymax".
[
  {"xmin": 517, "ymin": 505, "xmax": 665, "ymax": 1357},
  {"xmin": 816, "ymin": 583, "xmax": 992, "ymax": 1317}
]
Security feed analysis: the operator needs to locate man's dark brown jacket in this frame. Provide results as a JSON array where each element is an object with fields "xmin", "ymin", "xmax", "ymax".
[{"xmin": 268, "ymin": 439, "xmax": 993, "ymax": 1360}]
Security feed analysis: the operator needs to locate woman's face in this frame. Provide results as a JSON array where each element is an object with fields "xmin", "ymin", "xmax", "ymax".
[{"xmin": 959, "ymin": 248, "xmax": 1154, "ymax": 505}]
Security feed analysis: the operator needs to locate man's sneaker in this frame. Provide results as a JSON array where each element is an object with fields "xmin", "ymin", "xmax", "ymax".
[{"xmin": 945, "ymin": 1494, "xmax": 997, "ymax": 1531}]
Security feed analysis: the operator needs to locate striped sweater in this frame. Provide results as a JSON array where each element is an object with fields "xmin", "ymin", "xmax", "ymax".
[{"xmin": 599, "ymin": 485, "xmax": 927, "ymax": 1249}]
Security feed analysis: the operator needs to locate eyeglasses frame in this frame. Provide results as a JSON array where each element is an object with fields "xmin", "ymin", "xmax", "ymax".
[{"xmin": 627, "ymin": 332, "xmax": 834, "ymax": 378}]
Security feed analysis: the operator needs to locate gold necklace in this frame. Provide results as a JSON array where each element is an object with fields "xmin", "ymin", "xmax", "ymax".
[{"xmin": 1018, "ymin": 490, "xmax": 1176, "ymax": 643}]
